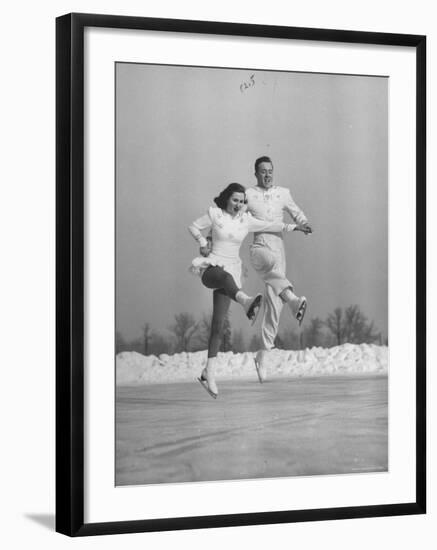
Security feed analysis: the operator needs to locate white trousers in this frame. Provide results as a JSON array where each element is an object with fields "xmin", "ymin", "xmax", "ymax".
[{"xmin": 250, "ymin": 236, "xmax": 293, "ymax": 350}]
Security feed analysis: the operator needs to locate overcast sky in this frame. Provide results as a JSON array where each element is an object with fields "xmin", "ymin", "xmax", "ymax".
[{"xmin": 115, "ymin": 63, "xmax": 388, "ymax": 344}]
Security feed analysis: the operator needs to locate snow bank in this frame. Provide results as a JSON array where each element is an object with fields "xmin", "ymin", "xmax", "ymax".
[{"xmin": 116, "ymin": 343, "xmax": 388, "ymax": 386}]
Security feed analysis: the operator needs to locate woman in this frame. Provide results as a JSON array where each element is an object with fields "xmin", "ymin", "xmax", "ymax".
[{"xmin": 188, "ymin": 183, "xmax": 299, "ymax": 399}]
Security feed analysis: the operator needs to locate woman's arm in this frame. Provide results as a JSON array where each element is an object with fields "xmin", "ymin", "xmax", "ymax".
[
  {"xmin": 188, "ymin": 213, "xmax": 212, "ymax": 248},
  {"xmin": 246, "ymin": 213, "xmax": 296, "ymax": 233}
]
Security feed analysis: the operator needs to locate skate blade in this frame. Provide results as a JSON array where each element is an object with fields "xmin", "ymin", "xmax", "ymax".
[
  {"xmin": 296, "ymin": 297, "xmax": 307, "ymax": 327},
  {"xmin": 254, "ymin": 359, "xmax": 265, "ymax": 384},
  {"xmin": 247, "ymin": 294, "xmax": 263, "ymax": 326},
  {"xmin": 197, "ymin": 377, "xmax": 218, "ymax": 399}
]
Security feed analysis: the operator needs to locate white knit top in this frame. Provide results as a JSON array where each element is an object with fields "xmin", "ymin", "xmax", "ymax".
[{"xmin": 188, "ymin": 206, "xmax": 295, "ymax": 286}]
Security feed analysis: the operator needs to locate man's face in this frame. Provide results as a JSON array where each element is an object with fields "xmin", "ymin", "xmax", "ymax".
[{"xmin": 255, "ymin": 162, "xmax": 274, "ymax": 189}]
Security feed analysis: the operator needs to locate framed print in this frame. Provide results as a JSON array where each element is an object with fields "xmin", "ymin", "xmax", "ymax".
[{"xmin": 56, "ymin": 13, "xmax": 426, "ymax": 536}]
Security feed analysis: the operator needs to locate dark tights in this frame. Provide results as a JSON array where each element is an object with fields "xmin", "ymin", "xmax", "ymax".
[
  {"xmin": 201, "ymin": 266, "xmax": 239, "ymax": 358},
  {"xmin": 201, "ymin": 266, "xmax": 239, "ymax": 300}
]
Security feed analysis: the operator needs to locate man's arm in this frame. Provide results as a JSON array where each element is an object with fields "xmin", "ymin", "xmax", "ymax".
[{"xmin": 284, "ymin": 189, "xmax": 312, "ymax": 233}]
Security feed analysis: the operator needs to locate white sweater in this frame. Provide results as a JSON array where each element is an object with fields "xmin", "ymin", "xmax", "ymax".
[{"xmin": 188, "ymin": 206, "xmax": 295, "ymax": 286}]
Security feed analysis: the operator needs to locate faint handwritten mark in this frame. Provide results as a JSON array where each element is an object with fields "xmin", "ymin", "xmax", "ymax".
[{"xmin": 240, "ymin": 74, "xmax": 255, "ymax": 93}]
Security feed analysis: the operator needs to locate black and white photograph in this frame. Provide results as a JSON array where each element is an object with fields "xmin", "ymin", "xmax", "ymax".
[
  {"xmin": 1, "ymin": 0, "xmax": 433, "ymax": 544},
  {"xmin": 115, "ymin": 62, "xmax": 389, "ymax": 486}
]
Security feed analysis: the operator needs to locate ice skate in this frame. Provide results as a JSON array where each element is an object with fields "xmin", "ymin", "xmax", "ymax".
[
  {"xmin": 198, "ymin": 367, "xmax": 218, "ymax": 399},
  {"xmin": 245, "ymin": 294, "xmax": 263, "ymax": 326},
  {"xmin": 295, "ymin": 296, "xmax": 307, "ymax": 326},
  {"xmin": 254, "ymin": 357, "xmax": 266, "ymax": 383}
]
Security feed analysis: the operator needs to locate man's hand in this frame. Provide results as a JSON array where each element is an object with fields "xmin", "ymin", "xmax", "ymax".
[{"xmin": 296, "ymin": 223, "xmax": 313, "ymax": 234}]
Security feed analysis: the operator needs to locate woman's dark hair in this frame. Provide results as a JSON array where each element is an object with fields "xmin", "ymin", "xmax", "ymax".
[{"xmin": 214, "ymin": 183, "xmax": 246, "ymax": 210}]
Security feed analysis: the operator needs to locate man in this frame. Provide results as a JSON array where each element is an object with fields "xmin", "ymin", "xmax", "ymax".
[{"xmin": 246, "ymin": 156, "xmax": 312, "ymax": 382}]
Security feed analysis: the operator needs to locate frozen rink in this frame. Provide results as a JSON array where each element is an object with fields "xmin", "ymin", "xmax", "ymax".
[{"xmin": 116, "ymin": 374, "xmax": 388, "ymax": 486}]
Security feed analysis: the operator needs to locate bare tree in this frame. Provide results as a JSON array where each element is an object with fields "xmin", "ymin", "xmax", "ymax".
[
  {"xmin": 189, "ymin": 314, "xmax": 211, "ymax": 351},
  {"xmin": 142, "ymin": 322, "xmax": 152, "ymax": 355},
  {"xmin": 304, "ymin": 317, "xmax": 324, "ymax": 348},
  {"xmin": 325, "ymin": 307, "xmax": 344, "ymax": 345},
  {"xmin": 325, "ymin": 305, "xmax": 380, "ymax": 345},
  {"xmin": 168, "ymin": 312, "xmax": 197, "ymax": 352},
  {"xmin": 190, "ymin": 312, "xmax": 232, "ymax": 352},
  {"xmin": 149, "ymin": 332, "xmax": 174, "ymax": 355},
  {"xmin": 117, "ymin": 327, "xmax": 174, "ymax": 356},
  {"xmin": 343, "ymin": 305, "xmax": 380, "ymax": 344}
]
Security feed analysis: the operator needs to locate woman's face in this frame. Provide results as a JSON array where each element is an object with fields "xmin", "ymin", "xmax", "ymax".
[{"xmin": 225, "ymin": 192, "xmax": 246, "ymax": 216}]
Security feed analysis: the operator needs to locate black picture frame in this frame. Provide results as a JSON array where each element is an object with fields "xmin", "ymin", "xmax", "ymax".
[{"xmin": 56, "ymin": 12, "xmax": 426, "ymax": 537}]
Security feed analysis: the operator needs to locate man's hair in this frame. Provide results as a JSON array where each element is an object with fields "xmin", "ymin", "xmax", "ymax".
[
  {"xmin": 254, "ymin": 156, "xmax": 273, "ymax": 173},
  {"xmin": 214, "ymin": 183, "xmax": 246, "ymax": 210}
]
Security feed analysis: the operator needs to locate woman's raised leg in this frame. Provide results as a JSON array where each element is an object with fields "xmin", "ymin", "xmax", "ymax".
[{"xmin": 201, "ymin": 266, "xmax": 263, "ymax": 324}]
